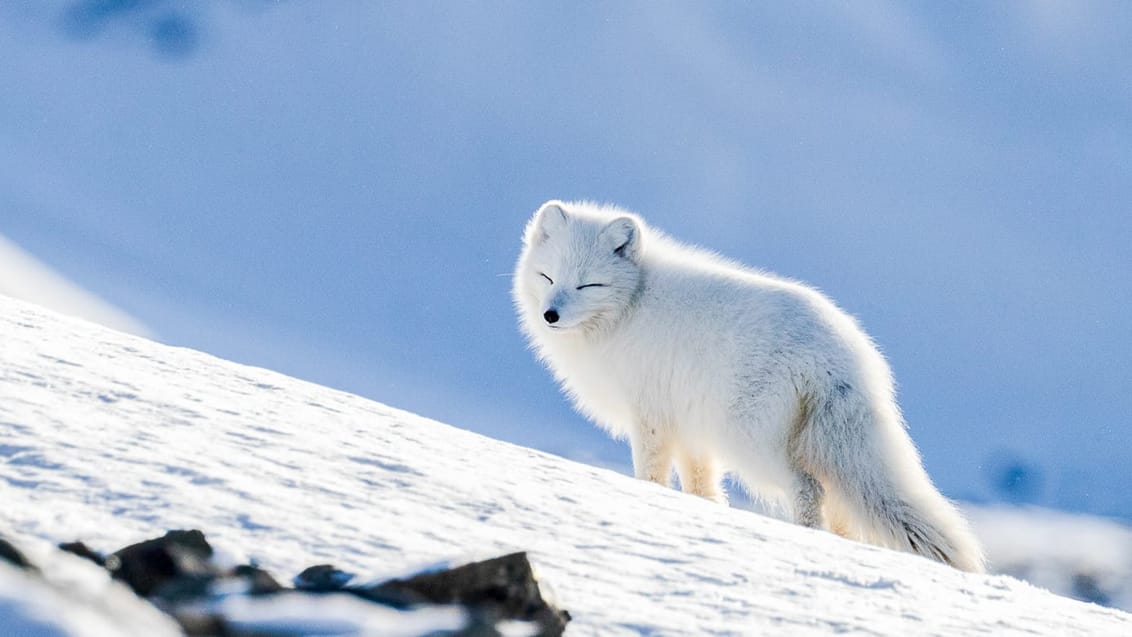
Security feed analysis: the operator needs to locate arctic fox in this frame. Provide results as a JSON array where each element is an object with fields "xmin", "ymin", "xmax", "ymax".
[{"xmin": 513, "ymin": 200, "xmax": 985, "ymax": 572}]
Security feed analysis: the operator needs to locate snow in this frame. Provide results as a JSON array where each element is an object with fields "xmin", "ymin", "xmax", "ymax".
[
  {"xmin": 1, "ymin": 294, "xmax": 1130, "ymax": 636},
  {"xmin": 215, "ymin": 594, "xmax": 468, "ymax": 637}
]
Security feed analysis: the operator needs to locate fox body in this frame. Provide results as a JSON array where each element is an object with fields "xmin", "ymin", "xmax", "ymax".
[{"xmin": 513, "ymin": 200, "xmax": 985, "ymax": 572}]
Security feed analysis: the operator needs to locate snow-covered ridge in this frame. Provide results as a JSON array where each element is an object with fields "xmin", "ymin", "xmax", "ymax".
[
  {"xmin": 0, "ymin": 234, "xmax": 150, "ymax": 337},
  {"xmin": 1, "ymin": 295, "xmax": 1129, "ymax": 635}
]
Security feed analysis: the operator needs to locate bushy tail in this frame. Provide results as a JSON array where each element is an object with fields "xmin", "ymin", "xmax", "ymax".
[
  {"xmin": 799, "ymin": 390, "xmax": 986, "ymax": 573},
  {"xmin": 839, "ymin": 478, "xmax": 986, "ymax": 573}
]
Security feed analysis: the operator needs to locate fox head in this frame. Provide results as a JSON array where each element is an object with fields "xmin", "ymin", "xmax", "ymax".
[{"xmin": 514, "ymin": 200, "xmax": 645, "ymax": 338}]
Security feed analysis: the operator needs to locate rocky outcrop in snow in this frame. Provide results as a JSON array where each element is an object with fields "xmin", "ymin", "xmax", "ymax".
[{"xmin": 5, "ymin": 530, "xmax": 568, "ymax": 636}]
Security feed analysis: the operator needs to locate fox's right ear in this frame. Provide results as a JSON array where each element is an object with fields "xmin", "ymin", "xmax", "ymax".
[{"xmin": 526, "ymin": 200, "xmax": 570, "ymax": 246}]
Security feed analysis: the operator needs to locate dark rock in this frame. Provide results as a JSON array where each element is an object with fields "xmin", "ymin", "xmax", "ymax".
[
  {"xmin": 0, "ymin": 536, "xmax": 35, "ymax": 571},
  {"xmin": 108, "ymin": 529, "xmax": 215, "ymax": 598},
  {"xmin": 362, "ymin": 552, "xmax": 569, "ymax": 636},
  {"xmin": 351, "ymin": 579, "xmax": 433, "ymax": 609},
  {"xmin": 233, "ymin": 564, "xmax": 284, "ymax": 595},
  {"xmin": 167, "ymin": 607, "xmax": 230, "ymax": 637},
  {"xmin": 152, "ymin": 572, "xmax": 216, "ymax": 603},
  {"xmin": 59, "ymin": 541, "xmax": 106, "ymax": 567},
  {"xmin": 294, "ymin": 563, "xmax": 355, "ymax": 591}
]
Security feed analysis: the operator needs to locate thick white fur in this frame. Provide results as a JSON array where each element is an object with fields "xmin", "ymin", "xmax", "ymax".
[{"xmin": 513, "ymin": 200, "xmax": 986, "ymax": 573}]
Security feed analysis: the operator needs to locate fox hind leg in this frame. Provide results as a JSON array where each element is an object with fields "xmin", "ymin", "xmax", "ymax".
[{"xmin": 792, "ymin": 469, "xmax": 826, "ymax": 529}]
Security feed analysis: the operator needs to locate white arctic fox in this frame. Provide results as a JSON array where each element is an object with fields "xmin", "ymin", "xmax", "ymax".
[{"xmin": 513, "ymin": 200, "xmax": 985, "ymax": 572}]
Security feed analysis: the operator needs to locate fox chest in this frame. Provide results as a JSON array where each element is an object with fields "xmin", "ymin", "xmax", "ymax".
[{"xmin": 550, "ymin": 339, "xmax": 719, "ymax": 435}]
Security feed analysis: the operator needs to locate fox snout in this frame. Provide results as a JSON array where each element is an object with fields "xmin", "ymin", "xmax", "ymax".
[{"xmin": 542, "ymin": 290, "xmax": 570, "ymax": 327}]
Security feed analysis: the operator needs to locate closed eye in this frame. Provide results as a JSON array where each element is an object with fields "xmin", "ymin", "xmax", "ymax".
[
  {"xmin": 539, "ymin": 273, "xmax": 554, "ymax": 284},
  {"xmin": 576, "ymin": 283, "xmax": 607, "ymax": 290}
]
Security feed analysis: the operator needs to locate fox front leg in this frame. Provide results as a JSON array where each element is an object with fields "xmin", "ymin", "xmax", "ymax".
[
  {"xmin": 629, "ymin": 424, "xmax": 673, "ymax": 487},
  {"xmin": 676, "ymin": 451, "xmax": 728, "ymax": 505}
]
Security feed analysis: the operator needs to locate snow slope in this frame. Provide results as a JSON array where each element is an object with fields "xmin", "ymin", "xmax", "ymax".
[{"xmin": 1, "ymin": 295, "xmax": 1128, "ymax": 636}]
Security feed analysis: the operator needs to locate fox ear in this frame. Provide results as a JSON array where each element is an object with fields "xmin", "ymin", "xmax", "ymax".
[
  {"xmin": 527, "ymin": 201, "xmax": 570, "ymax": 245},
  {"xmin": 602, "ymin": 216, "xmax": 641, "ymax": 261}
]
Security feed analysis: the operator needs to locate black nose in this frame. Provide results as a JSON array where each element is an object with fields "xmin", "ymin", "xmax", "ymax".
[{"xmin": 543, "ymin": 309, "xmax": 559, "ymax": 324}]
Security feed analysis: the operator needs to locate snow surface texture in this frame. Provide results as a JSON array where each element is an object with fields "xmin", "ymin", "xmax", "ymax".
[{"xmin": 1, "ymin": 295, "xmax": 1129, "ymax": 636}]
